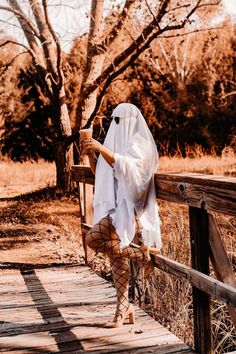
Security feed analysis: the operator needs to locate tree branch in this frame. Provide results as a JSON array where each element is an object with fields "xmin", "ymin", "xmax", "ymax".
[
  {"xmin": 2, "ymin": 0, "xmax": 43, "ymax": 69},
  {"xmin": 1, "ymin": 3, "xmax": 39, "ymax": 38},
  {"xmin": 65, "ymin": 0, "xmax": 221, "ymax": 144},
  {"xmin": 28, "ymin": 0, "xmax": 57, "ymax": 80},
  {"xmin": 0, "ymin": 39, "xmax": 29, "ymax": 52},
  {"xmin": 222, "ymin": 91, "xmax": 236, "ymax": 99},
  {"xmin": 84, "ymin": 0, "xmax": 221, "ymax": 98},
  {"xmin": 0, "ymin": 50, "xmax": 28, "ymax": 76},
  {"xmin": 0, "ymin": 17, "xmax": 35, "ymax": 38},
  {"xmin": 100, "ymin": 0, "xmax": 136, "ymax": 48},
  {"xmin": 3, "ymin": 1, "xmax": 52, "ymax": 84},
  {"xmin": 195, "ymin": 1, "xmax": 221, "ymax": 7},
  {"xmin": 84, "ymin": 0, "xmax": 170, "ymax": 97},
  {"xmin": 84, "ymin": 0, "xmax": 221, "ymax": 127},
  {"xmin": 158, "ymin": 25, "xmax": 223, "ymax": 39},
  {"xmin": 144, "ymin": 0, "xmax": 160, "ymax": 29},
  {"xmin": 0, "ymin": 39, "xmax": 36, "ymax": 62},
  {"xmin": 42, "ymin": 0, "xmax": 63, "ymax": 88}
]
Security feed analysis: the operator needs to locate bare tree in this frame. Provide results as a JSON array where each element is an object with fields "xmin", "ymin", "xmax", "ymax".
[
  {"xmin": 75, "ymin": 0, "xmax": 222, "ymax": 131},
  {"xmin": 0, "ymin": 0, "xmax": 73, "ymax": 190},
  {"xmin": 0, "ymin": 0, "xmax": 221, "ymax": 190}
]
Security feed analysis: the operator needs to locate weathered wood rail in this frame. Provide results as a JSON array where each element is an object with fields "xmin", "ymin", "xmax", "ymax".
[{"xmin": 71, "ymin": 165, "xmax": 236, "ymax": 354}]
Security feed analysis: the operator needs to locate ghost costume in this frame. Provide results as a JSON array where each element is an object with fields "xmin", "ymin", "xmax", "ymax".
[
  {"xmin": 86, "ymin": 103, "xmax": 161, "ymax": 328},
  {"xmin": 93, "ymin": 103, "xmax": 161, "ymax": 250}
]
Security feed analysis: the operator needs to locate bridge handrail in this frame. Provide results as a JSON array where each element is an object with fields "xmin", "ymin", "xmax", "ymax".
[
  {"xmin": 72, "ymin": 165, "xmax": 236, "ymax": 216},
  {"xmin": 71, "ymin": 164, "xmax": 236, "ymax": 354}
]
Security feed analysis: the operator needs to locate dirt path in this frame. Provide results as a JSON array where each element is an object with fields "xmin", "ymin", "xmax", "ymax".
[{"xmin": 0, "ymin": 188, "xmax": 84, "ymax": 267}]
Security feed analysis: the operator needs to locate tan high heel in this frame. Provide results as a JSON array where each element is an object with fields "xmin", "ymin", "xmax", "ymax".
[
  {"xmin": 104, "ymin": 304, "xmax": 135, "ymax": 328},
  {"xmin": 139, "ymin": 245, "xmax": 159, "ymax": 277}
]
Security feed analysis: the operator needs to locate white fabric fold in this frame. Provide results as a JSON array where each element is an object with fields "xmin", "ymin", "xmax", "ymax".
[{"xmin": 93, "ymin": 103, "xmax": 161, "ymax": 250}]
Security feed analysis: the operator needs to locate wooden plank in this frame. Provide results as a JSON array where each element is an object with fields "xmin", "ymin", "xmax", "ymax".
[
  {"xmin": 3, "ymin": 252, "xmax": 232, "ymax": 310},
  {"xmin": 0, "ymin": 289, "xmax": 115, "ymax": 302},
  {"xmin": 156, "ymin": 172, "xmax": 236, "ymax": 189},
  {"xmin": 0, "ymin": 343, "xmax": 195, "ymax": 354},
  {"xmin": 156, "ymin": 174, "xmax": 236, "ymax": 216},
  {"xmin": 81, "ymin": 224, "xmax": 94, "ymax": 266},
  {"xmin": 71, "ymin": 166, "xmax": 236, "ymax": 190},
  {"xmin": 208, "ymin": 213, "xmax": 236, "ymax": 328},
  {"xmin": 189, "ymin": 207, "xmax": 211, "ymax": 354},
  {"xmin": 152, "ymin": 254, "xmax": 236, "ymax": 307},
  {"xmin": 0, "ymin": 265, "xmax": 195, "ymax": 354},
  {"xmin": 0, "ymin": 325, "xmax": 189, "ymax": 353},
  {"xmin": 71, "ymin": 166, "xmax": 95, "ymax": 185},
  {"xmin": 71, "ymin": 166, "xmax": 236, "ymax": 216}
]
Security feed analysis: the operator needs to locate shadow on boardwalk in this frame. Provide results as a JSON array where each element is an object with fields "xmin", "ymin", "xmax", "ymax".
[{"xmin": 0, "ymin": 264, "xmax": 195, "ymax": 353}]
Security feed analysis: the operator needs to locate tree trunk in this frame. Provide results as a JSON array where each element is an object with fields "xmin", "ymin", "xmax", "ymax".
[
  {"xmin": 76, "ymin": 0, "xmax": 105, "ymax": 129},
  {"xmin": 53, "ymin": 87, "xmax": 74, "ymax": 190},
  {"xmin": 6, "ymin": 0, "xmax": 74, "ymax": 191},
  {"xmin": 54, "ymin": 141, "xmax": 73, "ymax": 191},
  {"xmin": 74, "ymin": 0, "xmax": 105, "ymax": 223}
]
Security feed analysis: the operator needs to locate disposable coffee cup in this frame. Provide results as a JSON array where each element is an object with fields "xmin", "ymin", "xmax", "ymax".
[
  {"xmin": 80, "ymin": 129, "xmax": 93, "ymax": 155},
  {"xmin": 79, "ymin": 129, "xmax": 92, "ymax": 141}
]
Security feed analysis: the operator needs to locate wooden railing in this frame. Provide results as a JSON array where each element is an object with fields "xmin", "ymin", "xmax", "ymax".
[{"xmin": 71, "ymin": 165, "xmax": 236, "ymax": 354}]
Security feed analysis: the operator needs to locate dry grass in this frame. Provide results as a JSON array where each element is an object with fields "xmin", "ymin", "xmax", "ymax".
[
  {"xmin": 0, "ymin": 160, "xmax": 55, "ymax": 198},
  {"xmin": 144, "ymin": 203, "xmax": 236, "ymax": 352},
  {"xmin": 1, "ymin": 155, "xmax": 236, "ymax": 353},
  {"xmin": 1, "ymin": 153, "xmax": 235, "ymax": 199},
  {"xmin": 159, "ymin": 154, "xmax": 236, "ymax": 176}
]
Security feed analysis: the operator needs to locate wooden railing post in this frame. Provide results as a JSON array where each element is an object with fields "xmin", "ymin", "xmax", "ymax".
[
  {"xmin": 189, "ymin": 207, "xmax": 212, "ymax": 354},
  {"xmin": 208, "ymin": 213, "xmax": 236, "ymax": 328},
  {"xmin": 78, "ymin": 180, "xmax": 94, "ymax": 266}
]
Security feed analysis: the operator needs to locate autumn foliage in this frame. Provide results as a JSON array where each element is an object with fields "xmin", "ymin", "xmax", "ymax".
[{"xmin": 0, "ymin": 10, "xmax": 235, "ymax": 161}]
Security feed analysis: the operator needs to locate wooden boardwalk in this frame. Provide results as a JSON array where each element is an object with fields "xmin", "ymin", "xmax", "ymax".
[{"xmin": 0, "ymin": 264, "xmax": 196, "ymax": 354}]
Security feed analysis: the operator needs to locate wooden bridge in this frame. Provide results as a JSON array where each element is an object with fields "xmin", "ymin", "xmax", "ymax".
[
  {"xmin": 0, "ymin": 263, "xmax": 196, "ymax": 353},
  {"xmin": 0, "ymin": 166, "xmax": 235, "ymax": 353}
]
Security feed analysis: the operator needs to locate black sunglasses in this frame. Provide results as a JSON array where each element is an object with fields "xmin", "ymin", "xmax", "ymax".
[{"xmin": 112, "ymin": 116, "xmax": 120, "ymax": 124}]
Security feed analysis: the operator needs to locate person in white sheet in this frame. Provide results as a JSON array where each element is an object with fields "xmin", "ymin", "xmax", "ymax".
[{"xmin": 83, "ymin": 103, "xmax": 161, "ymax": 328}]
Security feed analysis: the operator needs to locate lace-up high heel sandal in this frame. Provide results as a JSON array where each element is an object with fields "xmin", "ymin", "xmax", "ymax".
[{"xmin": 104, "ymin": 304, "xmax": 135, "ymax": 328}]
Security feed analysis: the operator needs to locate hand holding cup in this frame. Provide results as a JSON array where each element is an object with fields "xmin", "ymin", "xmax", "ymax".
[
  {"xmin": 80, "ymin": 129, "xmax": 103, "ymax": 156},
  {"xmin": 80, "ymin": 129, "xmax": 93, "ymax": 155}
]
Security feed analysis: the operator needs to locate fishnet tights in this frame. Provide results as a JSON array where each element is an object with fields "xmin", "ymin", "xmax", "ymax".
[
  {"xmin": 86, "ymin": 216, "xmax": 146, "ymax": 316},
  {"xmin": 86, "ymin": 216, "xmax": 146, "ymax": 262},
  {"xmin": 109, "ymin": 257, "xmax": 130, "ymax": 319}
]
